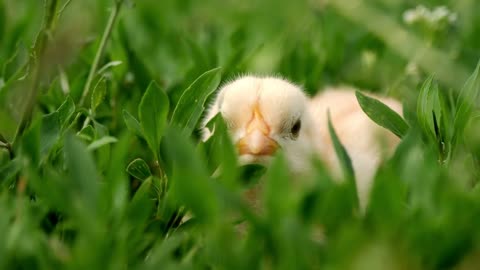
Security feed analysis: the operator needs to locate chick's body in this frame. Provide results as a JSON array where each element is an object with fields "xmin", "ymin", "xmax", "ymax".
[
  {"xmin": 308, "ymin": 87, "xmax": 402, "ymax": 207},
  {"xmin": 202, "ymin": 76, "xmax": 403, "ymax": 209}
]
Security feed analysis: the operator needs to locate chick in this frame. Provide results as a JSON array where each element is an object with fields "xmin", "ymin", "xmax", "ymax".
[{"xmin": 201, "ymin": 75, "xmax": 402, "ymax": 209}]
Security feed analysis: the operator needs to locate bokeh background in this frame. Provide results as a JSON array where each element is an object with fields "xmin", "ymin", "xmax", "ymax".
[{"xmin": 2, "ymin": 0, "xmax": 479, "ymax": 137}]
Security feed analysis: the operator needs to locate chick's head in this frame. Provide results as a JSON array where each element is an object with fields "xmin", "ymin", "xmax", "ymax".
[{"xmin": 203, "ymin": 76, "xmax": 315, "ymax": 173}]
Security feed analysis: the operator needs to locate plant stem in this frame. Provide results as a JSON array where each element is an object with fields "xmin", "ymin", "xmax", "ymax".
[
  {"xmin": 79, "ymin": 0, "xmax": 122, "ymax": 107},
  {"xmin": 12, "ymin": 0, "xmax": 58, "ymax": 149}
]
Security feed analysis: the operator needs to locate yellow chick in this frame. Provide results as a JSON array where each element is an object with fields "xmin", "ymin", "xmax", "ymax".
[{"xmin": 201, "ymin": 75, "xmax": 402, "ymax": 209}]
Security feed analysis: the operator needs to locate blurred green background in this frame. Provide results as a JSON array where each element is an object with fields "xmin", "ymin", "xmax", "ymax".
[
  {"xmin": 2, "ymin": 0, "xmax": 479, "ymax": 138},
  {"xmin": 1, "ymin": 0, "xmax": 480, "ymax": 269}
]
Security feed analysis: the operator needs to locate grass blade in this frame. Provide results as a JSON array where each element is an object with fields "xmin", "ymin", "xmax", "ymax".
[
  {"xmin": 171, "ymin": 67, "xmax": 221, "ymax": 135},
  {"xmin": 356, "ymin": 90, "xmax": 408, "ymax": 138},
  {"xmin": 327, "ymin": 111, "xmax": 358, "ymax": 208}
]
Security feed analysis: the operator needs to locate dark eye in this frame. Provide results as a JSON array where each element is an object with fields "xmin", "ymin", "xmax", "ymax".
[{"xmin": 291, "ymin": 120, "xmax": 301, "ymax": 138}]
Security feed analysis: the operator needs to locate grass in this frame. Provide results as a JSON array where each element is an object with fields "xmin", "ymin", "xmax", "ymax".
[{"xmin": 1, "ymin": 0, "xmax": 480, "ymax": 269}]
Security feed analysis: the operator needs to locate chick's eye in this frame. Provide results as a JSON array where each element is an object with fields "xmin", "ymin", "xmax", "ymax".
[{"xmin": 291, "ymin": 120, "xmax": 301, "ymax": 138}]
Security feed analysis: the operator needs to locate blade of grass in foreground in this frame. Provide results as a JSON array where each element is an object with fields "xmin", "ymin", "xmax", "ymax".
[
  {"xmin": 171, "ymin": 67, "xmax": 221, "ymax": 136},
  {"xmin": 139, "ymin": 81, "xmax": 169, "ymax": 161},
  {"xmin": 356, "ymin": 91, "xmax": 409, "ymax": 138},
  {"xmin": 327, "ymin": 111, "xmax": 358, "ymax": 209},
  {"xmin": 453, "ymin": 60, "xmax": 480, "ymax": 145}
]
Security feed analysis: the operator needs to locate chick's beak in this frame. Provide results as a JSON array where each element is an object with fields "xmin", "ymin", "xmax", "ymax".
[{"xmin": 237, "ymin": 107, "xmax": 278, "ymax": 156}]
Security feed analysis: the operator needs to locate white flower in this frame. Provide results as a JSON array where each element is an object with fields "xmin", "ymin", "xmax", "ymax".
[
  {"xmin": 402, "ymin": 5, "xmax": 457, "ymax": 27},
  {"xmin": 403, "ymin": 10, "xmax": 419, "ymax": 25}
]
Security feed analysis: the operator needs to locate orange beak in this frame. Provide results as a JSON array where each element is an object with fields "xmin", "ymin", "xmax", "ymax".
[{"xmin": 236, "ymin": 107, "xmax": 278, "ymax": 156}]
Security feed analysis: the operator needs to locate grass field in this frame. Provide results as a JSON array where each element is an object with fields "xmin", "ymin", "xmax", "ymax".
[{"xmin": 1, "ymin": 0, "xmax": 480, "ymax": 269}]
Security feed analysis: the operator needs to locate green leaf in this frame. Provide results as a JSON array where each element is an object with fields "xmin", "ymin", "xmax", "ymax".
[
  {"xmin": 40, "ymin": 111, "xmax": 61, "ymax": 158},
  {"xmin": 0, "ymin": 159, "xmax": 20, "ymax": 188},
  {"xmin": 164, "ymin": 127, "xmax": 219, "ymax": 223},
  {"xmin": 64, "ymin": 133, "xmax": 99, "ymax": 214},
  {"xmin": 104, "ymin": 134, "xmax": 130, "ymax": 219},
  {"xmin": 57, "ymin": 95, "xmax": 75, "ymax": 129},
  {"xmin": 126, "ymin": 158, "xmax": 152, "ymax": 181},
  {"xmin": 366, "ymin": 164, "xmax": 406, "ymax": 228},
  {"xmin": 77, "ymin": 125, "xmax": 96, "ymax": 142},
  {"xmin": 87, "ymin": 136, "xmax": 118, "ymax": 151},
  {"xmin": 200, "ymin": 114, "xmax": 238, "ymax": 186},
  {"xmin": 91, "ymin": 78, "xmax": 107, "ymax": 113},
  {"xmin": 264, "ymin": 152, "xmax": 293, "ymax": 221},
  {"xmin": 171, "ymin": 67, "xmax": 221, "ymax": 135},
  {"xmin": 122, "ymin": 110, "xmax": 143, "ymax": 138},
  {"xmin": 21, "ymin": 118, "xmax": 41, "ymax": 165},
  {"xmin": 40, "ymin": 96, "xmax": 76, "ymax": 159},
  {"xmin": 128, "ymin": 176, "xmax": 155, "ymax": 226},
  {"xmin": 355, "ymin": 91, "xmax": 409, "ymax": 138},
  {"xmin": 139, "ymin": 81, "xmax": 169, "ymax": 160},
  {"xmin": 327, "ymin": 111, "xmax": 358, "ymax": 207},
  {"xmin": 417, "ymin": 76, "xmax": 439, "ymax": 141},
  {"xmin": 453, "ymin": 60, "xmax": 480, "ymax": 144}
]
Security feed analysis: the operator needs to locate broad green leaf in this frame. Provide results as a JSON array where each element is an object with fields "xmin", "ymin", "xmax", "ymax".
[
  {"xmin": 21, "ymin": 118, "xmax": 41, "ymax": 165},
  {"xmin": 356, "ymin": 91, "xmax": 408, "ymax": 138},
  {"xmin": 40, "ymin": 97, "xmax": 76, "ymax": 159},
  {"xmin": 126, "ymin": 158, "xmax": 152, "ymax": 181},
  {"xmin": 87, "ymin": 136, "xmax": 118, "ymax": 151},
  {"xmin": 453, "ymin": 60, "xmax": 480, "ymax": 144},
  {"xmin": 264, "ymin": 152, "xmax": 293, "ymax": 221},
  {"xmin": 139, "ymin": 81, "xmax": 169, "ymax": 160},
  {"xmin": 91, "ymin": 78, "xmax": 107, "ymax": 112},
  {"xmin": 164, "ymin": 127, "xmax": 219, "ymax": 223},
  {"xmin": 40, "ymin": 111, "xmax": 60, "ymax": 158},
  {"xmin": 327, "ymin": 111, "xmax": 358, "ymax": 208},
  {"xmin": 0, "ymin": 159, "xmax": 20, "ymax": 188},
  {"xmin": 93, "ymin": 119, "xmax": 108, "ymax": 138},
  {"xmin": 122, "ymin": 110, "xmax": 143, "ymax": 138},
  {"xmin": 77, "ymin": 125, "xmax": 96, "ymax": 142},
  {"xmin": 366, "ymin": 164, "xmax": 406, "ymax": 228},
  {"xmin": 171, "ymin": 67, "xmax": 221, "ymax": 135},
  {"xmin": 57, "ymin": 95, "xmax": 75, "ymax": 129},
  {"xmin": 104, "ymin": 134, "xmax": 130, "ymax": 219},
  {"xmin": 127, "ymin": 176, "xmax": 155, "ymax": 233},
  {"xmin": 64, "ymin": 133, "xmax": 99, "ymax": 214},
  {"xmin": 201, "ymin": 114, "xmax": 238, "ymax": 186},
  {"xmin": 26, "ymin": 167, "xmax": 74, "ymax": 217}
]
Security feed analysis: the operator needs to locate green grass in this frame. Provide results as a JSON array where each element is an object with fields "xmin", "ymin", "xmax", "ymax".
[{"xmin": 1, "ymin": 0, "xmax": 480, "ymax": 269}]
